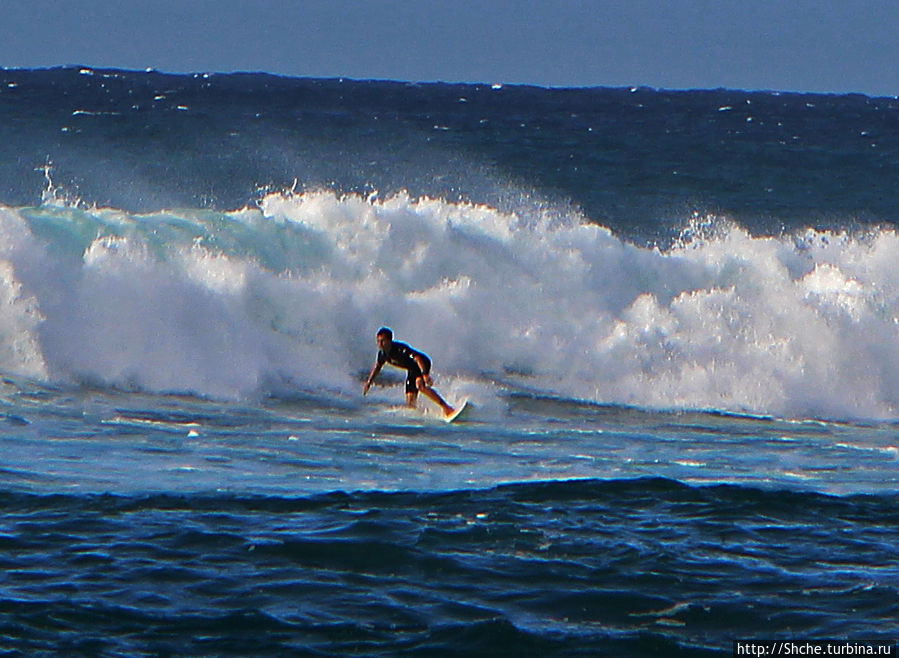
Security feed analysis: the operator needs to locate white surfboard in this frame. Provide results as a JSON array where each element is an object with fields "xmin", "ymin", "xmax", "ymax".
[{"xmin": 444, "ymin": 399, "xmax": 470, "ymax": 423}]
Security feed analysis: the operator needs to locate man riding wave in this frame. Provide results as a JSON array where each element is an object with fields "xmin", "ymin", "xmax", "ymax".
[{"xmin": 363, "ymin": 327, "xmax": 454, "ymax": 417}]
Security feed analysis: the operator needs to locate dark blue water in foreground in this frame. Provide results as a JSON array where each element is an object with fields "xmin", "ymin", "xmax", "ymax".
[
  {"xmin": 0, "ymin": 67, "xmax": 897, "ymax": 655},
  {"xmin": 4, "ymin": 477, "xmax": 898, "ymax": 656}
]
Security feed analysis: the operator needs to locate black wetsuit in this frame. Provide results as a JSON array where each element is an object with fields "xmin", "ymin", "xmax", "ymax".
[{"xmin": 378, "ymin": 341, "xmax": 432, "ymax": 394}]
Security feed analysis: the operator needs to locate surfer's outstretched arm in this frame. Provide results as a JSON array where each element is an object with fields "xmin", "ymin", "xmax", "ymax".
[{"xmin": 363, "ymin": 361, "xmax": 383, "ymax": 395}]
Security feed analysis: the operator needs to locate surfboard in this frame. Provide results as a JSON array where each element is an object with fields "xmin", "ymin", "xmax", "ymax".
[{"xmin": 444, "ymin": 399, "xmax": 469, "ymax": 423}]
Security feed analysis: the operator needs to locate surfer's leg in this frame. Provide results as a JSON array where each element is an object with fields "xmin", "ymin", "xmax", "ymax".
[
  {"xmin": 405, "ymin": 372, "xmax": 419, "ymax": 408},
  {"xmin": 416, "ymin": 377, "xmax": 454, "ymax": 416}
]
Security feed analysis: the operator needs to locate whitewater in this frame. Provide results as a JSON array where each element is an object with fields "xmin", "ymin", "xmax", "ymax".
[{"xmin": 1, "ymin": 185, "xmax": 897, "ymax": 420}]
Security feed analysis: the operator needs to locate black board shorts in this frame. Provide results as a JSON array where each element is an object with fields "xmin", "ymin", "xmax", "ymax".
[{"xmin": 404, "ymin": 355, "xmax": 431, "ymax": 394}]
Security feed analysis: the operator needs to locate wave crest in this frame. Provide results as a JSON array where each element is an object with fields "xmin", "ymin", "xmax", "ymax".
[{"xmin": 0, "ymin": 191, "xmax": 896, "ymax": 420}]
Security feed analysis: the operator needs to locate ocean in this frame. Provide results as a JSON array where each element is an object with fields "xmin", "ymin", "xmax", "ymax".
[{"xmin": 0, "ymin": 66, "xmax": 897, "ymax": 656}]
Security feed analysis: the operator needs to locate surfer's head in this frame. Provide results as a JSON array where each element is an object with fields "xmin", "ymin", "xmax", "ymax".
[{"xmin": 376, "ymin": 327, "xmax": 393, "ymax": 351}]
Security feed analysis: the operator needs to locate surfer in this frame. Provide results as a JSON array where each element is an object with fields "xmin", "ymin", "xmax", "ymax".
[{"xmin": 363, "ymin": 327, "xmax": 455, "ymax": 417}]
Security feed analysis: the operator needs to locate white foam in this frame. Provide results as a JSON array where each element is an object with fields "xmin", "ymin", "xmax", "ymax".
[
  {"xmin": 0, "ymin": 208, "xmax": 49, "ymax": 380},
  {"xmin": 0, "ymin": 191, "xmax": 897, "ymax": 420}
]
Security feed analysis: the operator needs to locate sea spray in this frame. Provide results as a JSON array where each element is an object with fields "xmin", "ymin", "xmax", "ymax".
[{"xmin": 0, "ymin": 190, "xmax": 896, "ymax": 419}]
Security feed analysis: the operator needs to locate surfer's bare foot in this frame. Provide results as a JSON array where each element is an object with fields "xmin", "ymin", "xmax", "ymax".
[{"xmin": 444, "ymin": 406, "xmax": 455, "ymax": 417}]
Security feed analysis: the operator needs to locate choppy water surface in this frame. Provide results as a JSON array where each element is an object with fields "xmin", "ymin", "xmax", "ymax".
[{"xmin": 1, "ymin": 67, "xmax": 897, "ymax": 655}]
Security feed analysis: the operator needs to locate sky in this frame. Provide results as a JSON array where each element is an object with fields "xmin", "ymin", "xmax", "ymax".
[{"xmin": 1, "ymin": 0, "xmax": 898, "ymax": 97}]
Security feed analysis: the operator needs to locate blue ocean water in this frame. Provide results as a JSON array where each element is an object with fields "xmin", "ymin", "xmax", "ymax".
[{"xmin": 0, "ymin": 67, "xmax": 897, "ymax": 655}]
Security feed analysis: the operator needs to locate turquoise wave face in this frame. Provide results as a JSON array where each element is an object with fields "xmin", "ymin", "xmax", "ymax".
[{"xmin": 1, "ymin": 190, "xmax": 897, "ymax": 420}]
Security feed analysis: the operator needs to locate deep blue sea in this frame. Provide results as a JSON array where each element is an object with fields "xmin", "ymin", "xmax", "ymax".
[{"xmin": 0, "ymin": 67, "xmax": 898, "ymax": 656}]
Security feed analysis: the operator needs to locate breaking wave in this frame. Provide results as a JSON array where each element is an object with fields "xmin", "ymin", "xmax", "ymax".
[{"xmin": 0, "ymin": 189, "xmax": 897, "ymax": 420}]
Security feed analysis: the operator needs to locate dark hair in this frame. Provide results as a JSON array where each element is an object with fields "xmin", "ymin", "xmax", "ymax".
[{"xmin": 377, "ymin": 327, "xmax": 393, "ymax": 339}]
